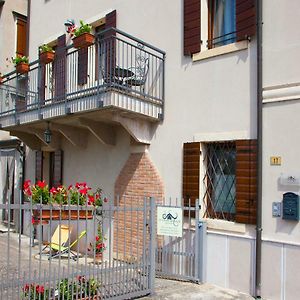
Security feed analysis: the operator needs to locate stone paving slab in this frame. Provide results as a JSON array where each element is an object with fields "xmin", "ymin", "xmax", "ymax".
[{"xmin": 141, "ymin": 278, "xmax": 255, "ymax": 300}]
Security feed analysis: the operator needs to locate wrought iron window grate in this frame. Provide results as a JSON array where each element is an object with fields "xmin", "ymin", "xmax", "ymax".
[{"xmin": 203, "ymin": 142, "xmax": 236, "ymax": 221}]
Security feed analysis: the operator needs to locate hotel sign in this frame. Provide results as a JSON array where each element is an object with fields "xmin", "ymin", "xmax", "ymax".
[{"xmin": 157, "ymin": 206, "xmax": 183, "ymax": 237}]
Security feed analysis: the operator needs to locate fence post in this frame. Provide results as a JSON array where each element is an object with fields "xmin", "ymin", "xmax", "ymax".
[
  {"xmin": 198, "ymin": 220, "xmax": 207, "ymax": 283},
  {"xmin": 148, "ymin": 196, "xmax": 156, "ymax": 294},
  {"xmin": 195, "ymin": 199, "xmax": 200, "ymax": 281}
]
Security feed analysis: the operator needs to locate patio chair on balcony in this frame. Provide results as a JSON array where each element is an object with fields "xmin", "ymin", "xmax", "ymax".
[{"xmin": 124, "ymin": 55, "xmax": 149, "ymax": 93}]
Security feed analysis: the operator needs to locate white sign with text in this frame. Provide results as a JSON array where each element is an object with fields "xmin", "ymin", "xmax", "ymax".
[{"xmin": 157, "ymin": 206, "xmax": 183, "ymax": 237}]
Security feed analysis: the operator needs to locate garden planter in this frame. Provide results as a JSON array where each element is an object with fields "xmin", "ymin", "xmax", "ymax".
[
  {"xmin": 94, "ymin": 253, "xmax": 103, "ymax": 263},
  {"xmin": 73, "ymin": 33, "xmax": 95, "ymax": 49},
  {"xmin": 16, "ymin": 62, "xmax": 29, "ymax": 74},
  {"xmin": 32, "ymin": 205, "xmax": 93, "ymax": 221},
  {"xmin": 39, "ymin": 51, "xmax": 55, "ymax": 64}
]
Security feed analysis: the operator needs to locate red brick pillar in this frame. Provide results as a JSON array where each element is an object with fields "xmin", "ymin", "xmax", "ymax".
[{"xmin": 114, "ymin": 152, "xmax": 164, "ymax": 260}]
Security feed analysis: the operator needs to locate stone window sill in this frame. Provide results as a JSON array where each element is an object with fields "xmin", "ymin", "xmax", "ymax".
[
  {"xmin": 192, "ymin": 40, "xmax": 249, "ymax": 62},
  {"xmin": 204, "ymin": 218, "xmax": 246, "ymax": 234}
]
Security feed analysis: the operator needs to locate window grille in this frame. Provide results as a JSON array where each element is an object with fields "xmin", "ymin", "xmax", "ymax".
[{"xmin": 203, "ymin": 141, "xmax": 236, "ymax": 221}]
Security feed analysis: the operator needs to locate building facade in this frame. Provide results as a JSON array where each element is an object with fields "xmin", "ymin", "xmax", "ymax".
[
  {"xmin": 0, "ymin": 0, "xmax": 299, "ymax": 299},
  {"xmin": 0, "ymin": 0, "xmax": 27, "ymax": 232}
]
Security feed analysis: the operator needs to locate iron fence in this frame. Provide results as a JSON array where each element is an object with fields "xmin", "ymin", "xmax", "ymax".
[
  {"xmin": 155, "ymin": 198, "xmax": 206, "ymax": 283},
  {"xmin": 0, "ymin": 195, "xmax": 156, "ymax": 299}
]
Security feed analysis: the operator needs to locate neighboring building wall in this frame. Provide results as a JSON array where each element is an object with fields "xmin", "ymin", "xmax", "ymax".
[
  {"xmin": 0, "ymin": 0, "xmax": 27, "ymax": 141},
  {"xmin": 0, "ymin": 1, "xmax": 26, "ymax": 232},
  {"xmin": 261, "ymin": 1, "xmax": 300, "ymax": 299},
  {"xmin": 0, "ymin": 0, "xmax": 27, "ymax": 75}
]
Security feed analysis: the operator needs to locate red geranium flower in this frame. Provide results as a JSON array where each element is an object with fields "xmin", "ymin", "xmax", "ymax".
[
  {"xmin": 24, "ymin": 188, "xmax": 32, "ymax": 196},
  {"xmin": 88, "ymin": 195, "xmax": 95, "ymax": 203},
  {"xmin": 31, "ymin": 216, "xmax": 39, "ymax": 225},
  {"xmin": 37, "ymin": 180, "xmax": 46, "ymax": 189},
  {"xmin": 79, "ymin": 187, "xmax": 88, "ymax": 195},
  {"xmin": 23, "ymin": 180, "xmax": 31, "ymax": 190},
  {"xmin": 36, "ymin": 285, "xmax": 45, "ymax": 294},
  {"xmin": 50, "ymin": 187, "xmax": 57, "ymax": 194}
]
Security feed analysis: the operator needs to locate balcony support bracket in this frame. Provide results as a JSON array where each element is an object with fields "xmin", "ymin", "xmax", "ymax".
[
  {"xmin": 28, "ymin": 128, "xmax": 60, "ymax": 150},
  {"xmin": 113, "ymin": 115, "xmax": 154, "ymax": 144},
  {"xmin": 79, "ymin": 118, "xmax": 116, "ymax": 146},
  {"xmin": 51, "ymin": 123, "xmax": 87, "ymax": 148},
  {"xmin": 10, "ymin": 131, "xmax": 41, "ymax": 150}
]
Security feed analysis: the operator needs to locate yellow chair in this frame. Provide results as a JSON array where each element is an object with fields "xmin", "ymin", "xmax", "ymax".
[
  {"xmin": 42, "ymin": 227, "xmax": 87, "ymax": 261},
  {"xmin": 40, "ymin": 225, "xmax": 71, "ymax": 258}
]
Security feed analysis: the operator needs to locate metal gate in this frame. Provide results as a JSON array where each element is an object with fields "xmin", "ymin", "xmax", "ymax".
[
  {"xmin": 155, "ymin": 199, "xmax": 206, "ymax": 282},
  {"xmin": 0, "ymin": 191, "xmax": 156, "ymax": 299}
]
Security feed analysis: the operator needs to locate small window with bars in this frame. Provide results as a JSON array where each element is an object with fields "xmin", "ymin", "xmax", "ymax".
[{"xmin": 203, "ymin": 141, "xmax": 236, "ymax": 221}]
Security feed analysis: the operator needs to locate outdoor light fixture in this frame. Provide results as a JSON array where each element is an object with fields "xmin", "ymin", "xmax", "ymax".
[
  {"xmin": 44, "ymin": 122, "xmax": 52, "ymax": 144},
  {"xmin": 64, "ymin": 19, "xmax": 75, "ymax": 35}
]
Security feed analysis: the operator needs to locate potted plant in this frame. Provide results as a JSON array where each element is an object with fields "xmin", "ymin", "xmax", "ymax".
[
  {"xmin": 22, "ymin": 283, "xmax": 50, "ymax": 299},
  {"xmin": 39, "ymin": 44, "xmax": 55, "ymax": 64},
  {"xmin": 88, "ymin": 224, "xmax": 106, "ymax": 262},
  {"xmin": 12, "ymin": 55, "xmax": 29, "ymax": 74},
  {"xmin": 24, "ymin": 180, "xmax": 104, "ymax": 221},
  {"xmin": 72, "ymin": 20, "xmax": 95, "ymax": 49},
  {"xmin": 55, "ymin": 277, "xmax": 99, "ymax": 299}
]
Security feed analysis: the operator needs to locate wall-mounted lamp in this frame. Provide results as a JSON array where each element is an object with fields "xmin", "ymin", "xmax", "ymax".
[
  {"xmin": 64, "ymin": 19, "xmax": 75, "ymax": 35},
  {"xmin": 44, "ymin": 122, "xmax": 52, "ymax": 144}
]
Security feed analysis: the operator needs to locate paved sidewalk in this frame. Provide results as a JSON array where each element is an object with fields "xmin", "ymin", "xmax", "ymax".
[{"xmin": 142, "ymin": 278, "xmax": 254, "ymax": 300}]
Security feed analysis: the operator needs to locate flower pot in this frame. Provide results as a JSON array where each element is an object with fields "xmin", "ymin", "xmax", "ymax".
[
  {"xmin": 73, "ymin": 33, "xmax": 95, "ymax": 49},
  {"xmin": 16, "ymin": 62, "xmax": 29, "ymax": 74},
  {"xmin": 32, "ymin": 205, "xmax": 93, "ymax": 221},
  {"xmin": 61, "ymin": 208, "xmax": 93, "ymax": 220},
  {"xmin": 39, "ymin": 51, "xmax": 55, "ymax": 64}
]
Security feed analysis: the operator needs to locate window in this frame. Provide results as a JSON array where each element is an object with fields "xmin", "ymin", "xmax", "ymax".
[
  {"xmin": 208, "ymin": 0, "xmax": 236, "ymax": 49},
  {"xmin": 203, "ymin": 142, "xmax": 236, "ymax": 221},
  {"xmin": 182, "ymin": 140, "xmax": 257, "ymax": 224},
  {"xmin": 183, "ymin": 0, "xmax": 256, "ymax": 56}
]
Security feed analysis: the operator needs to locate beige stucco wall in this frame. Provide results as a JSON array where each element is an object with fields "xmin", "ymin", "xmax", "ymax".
[
  {"xmin": 27, "ymin": 0, "xmax": 257, "ymax": 201},
  {"xmin": 25, "ymin": 0, "xmax": 258, "ymax": 296},
  {"xmin": 261, "ymin": 1, "xmax": 300, "ymax": 299}
]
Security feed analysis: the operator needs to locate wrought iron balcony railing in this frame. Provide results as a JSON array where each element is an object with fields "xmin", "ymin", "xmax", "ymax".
[{"xmin": 0, "ymin": 28, "xmax": 165, "ymax": 127}]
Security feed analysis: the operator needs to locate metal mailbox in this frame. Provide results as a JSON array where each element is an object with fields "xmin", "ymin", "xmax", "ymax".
[{"xmin": 282, "ymin": 192, "xmax": 300, "ymax": 221}]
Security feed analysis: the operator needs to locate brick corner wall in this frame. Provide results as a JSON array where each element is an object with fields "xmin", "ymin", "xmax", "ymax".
[
  {"xmin": 115, "ymin": 152, "xmax": 164, "ymax": 202},
  {"xmin": 113, "ymin": 152, "xmax": 164, "ymax": 259}
]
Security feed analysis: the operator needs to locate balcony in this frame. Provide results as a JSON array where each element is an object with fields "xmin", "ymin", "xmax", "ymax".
[{"xmin": 0, "ymin": 28, "xmax": 165, "ymax": 148}]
